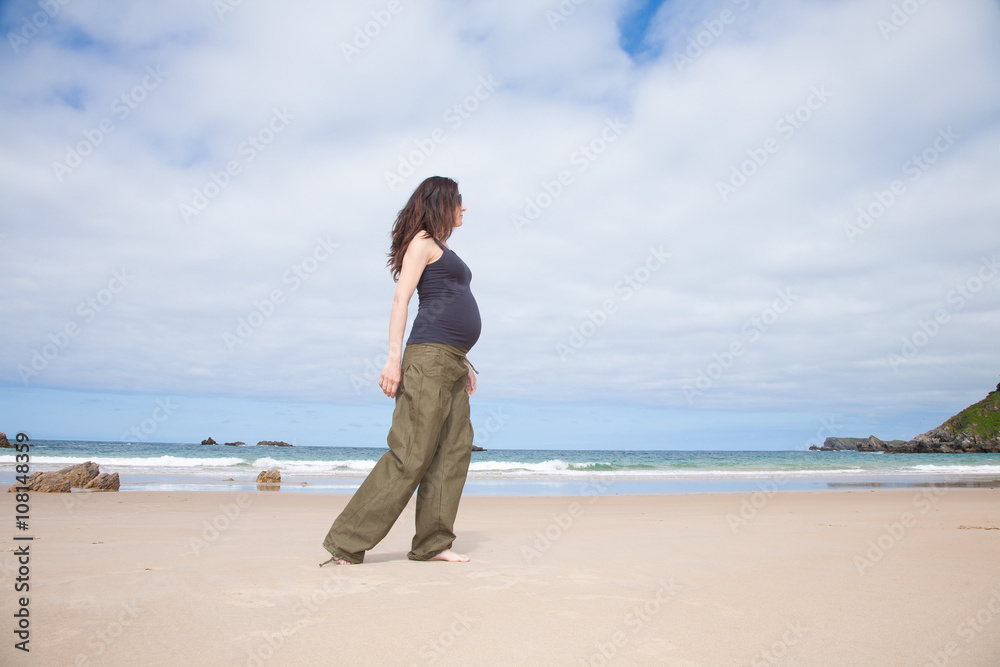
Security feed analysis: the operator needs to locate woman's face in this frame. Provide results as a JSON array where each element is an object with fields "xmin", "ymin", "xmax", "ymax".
[{"xmin": 453, "ymin": 194, "xmax": 466, "ymax": 227}]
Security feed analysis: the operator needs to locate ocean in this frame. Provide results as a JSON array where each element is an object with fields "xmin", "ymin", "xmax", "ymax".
[{"xmin": 3, "ymin": 440, "xmax": 1000, "ymax": 495}]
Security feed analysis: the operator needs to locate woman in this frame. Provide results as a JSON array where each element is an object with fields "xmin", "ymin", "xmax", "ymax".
[{"xmin": 321, "ymin": 176, "xmax": 481, "ymax": 565}]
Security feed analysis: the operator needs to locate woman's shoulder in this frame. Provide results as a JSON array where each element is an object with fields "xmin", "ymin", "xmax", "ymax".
[
  {"xmin": 408, "ymin": 231, "xmax": 438, "ymax": 249},
  {"xmin": 405, "ymin": 232, "xmax": 444, "ymax": 263}
]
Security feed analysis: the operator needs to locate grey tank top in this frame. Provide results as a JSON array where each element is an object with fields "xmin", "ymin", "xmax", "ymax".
[{"xmin": 406, "ymin": 239, "xmax": 482, "ymax": 352}]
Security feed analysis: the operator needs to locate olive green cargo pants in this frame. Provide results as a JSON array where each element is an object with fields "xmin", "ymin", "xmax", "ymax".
[{"xmin": 322, "ymin": 343, "xmax": 473, "ymax": 563}]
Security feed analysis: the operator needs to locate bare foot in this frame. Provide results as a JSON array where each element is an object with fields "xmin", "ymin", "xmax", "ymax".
[
  {"xmin": 428, "ymin": 548, "xmax": 470, "ymax": 563},
  {"xmin": 319, "ymin": 556, "xmax": 353, "ymax": 567}
]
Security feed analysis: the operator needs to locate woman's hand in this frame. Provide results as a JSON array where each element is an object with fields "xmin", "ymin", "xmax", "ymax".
[
  {"xmin": 379, "ymin": 360, "xmax": 402, "ymax": 398},
  {"xmin": 464, "ymin": 361, "xmax": 477, "ymax": 396}
]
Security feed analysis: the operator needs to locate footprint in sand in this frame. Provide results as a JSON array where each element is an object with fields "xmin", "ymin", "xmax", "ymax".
[
  {"xmin": 465, "ymin": 568, "xmax": 525, "ymax": 591},
  {"xmin": 48, "ymin": 628, "xmax": 83, "ymax": 643},
  {"xmin": 391, "ymin": 580, "xmax": 453, "ymax": 594},
  {"xmin": 66, "ymin": 596, "xmax": 97, "ymax": 611},
  {"xmin": 634, "ymin": 637, "xmax": 677, "ymax": 656},
  {"xmin": 557, "ymin": 570, "xmax": 601, "ymax": 584},
  {"xmin": 222, "ymin": 590, "xmax": 276, "ymax": 608}
]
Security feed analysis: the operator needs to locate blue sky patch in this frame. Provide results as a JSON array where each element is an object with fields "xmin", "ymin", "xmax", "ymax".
[{"xmin": 617, "ymin": 0, "xmax": 669, "ymax": 59}]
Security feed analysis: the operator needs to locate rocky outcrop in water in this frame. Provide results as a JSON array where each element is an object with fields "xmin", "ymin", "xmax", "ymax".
[
  {"xmin": 888, "ymin": 387, "xmax": 1000, "ymax": 453},
  {"xmin": 890, "ymin": 388, "xmax": 1000, "ymax": 453},
  {"xmin": 812, "ymin": 384, "xmax": 1000, "ymax": 454},
  {"xmin": 811, "ymin": 436, "xmax": 906, "ymax": 451},
  {"xmin": 256, "ymin": 441, "xmax": 292, "ymax": 447}
]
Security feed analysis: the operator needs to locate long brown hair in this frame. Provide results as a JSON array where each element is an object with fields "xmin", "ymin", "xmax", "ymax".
[{"xmin": 386, "ymin": 176, "xmax": 461, "ymax": 281}]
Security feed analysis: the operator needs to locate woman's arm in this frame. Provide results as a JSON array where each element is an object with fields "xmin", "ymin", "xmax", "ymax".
[{"xmin": 378, "ymin": 235, "xmax": 437, "ymax": 398}]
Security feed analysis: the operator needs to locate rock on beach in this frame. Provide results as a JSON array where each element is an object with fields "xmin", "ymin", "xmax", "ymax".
[{"xmin": 7, "ymin": 461, "xmax": 120, "ymax": 493}]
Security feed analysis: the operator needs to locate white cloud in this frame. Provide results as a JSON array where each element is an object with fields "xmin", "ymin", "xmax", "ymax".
[{"xmin": 1, "ymin": 0, "xmax": 998, "ymax": 442}]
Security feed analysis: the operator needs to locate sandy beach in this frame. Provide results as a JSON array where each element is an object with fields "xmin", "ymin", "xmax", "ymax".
[{"xmin": 2, "ymin": 487, "xmax": 999, "ymax": 666}]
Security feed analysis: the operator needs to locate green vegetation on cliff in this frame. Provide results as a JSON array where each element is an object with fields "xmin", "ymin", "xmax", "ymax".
[
  {"xmin": 944, "ymin": 390, "xmax": 1000, "ymax": 441},
  {"xmin": 818, "ymin": 384, "xmax": 1000, "ymax": 453}
]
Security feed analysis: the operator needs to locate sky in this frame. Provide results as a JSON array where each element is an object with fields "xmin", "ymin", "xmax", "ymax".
[{"xmin": 1, "ymin": 0, "xmax": 998, "ymax": 450}]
